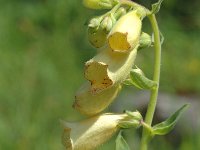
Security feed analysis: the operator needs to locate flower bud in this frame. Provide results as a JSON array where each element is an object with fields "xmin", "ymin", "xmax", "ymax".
[
  {"xmin": 73, "ymin": 82, "xmax": 121, "ymax": 116},
  {"xmin": 139, "ymin": 32, "xmax": 152, "ymax": 49},
  {"xmin": 61, "ymin": 113, "xmax": 131, "ymax": 150},
  {"xmin": 125, "ymin": 110, "xmax": 143, "ymax": 121},
  {"xmin": 88, "ymin": 27, "xmax": 107, "ymax": 48},
  {"xmin": 83, "ymin": 0, "xmax": 119, "ymax": 10},
  {"xmin": 100, "ymin": 15, "xmax": 116, "ymax": 33},
  {"xmin": 108, "ymin": 10, "xmax": 142, "ymax": 52},
  {"xmin": 113, "ymin": 7, "xmax": 127, "ymax": 20},
  {"xmin": 88, "ymin": 16, "xmax": 103, "ymax": 28},
  {"xmin": 88, "ymin": 14, "xmax": 116, "ymax": 48},
  {"xmin": 84, "ymin": 46, "xmax": 138, "ymax": 93}
]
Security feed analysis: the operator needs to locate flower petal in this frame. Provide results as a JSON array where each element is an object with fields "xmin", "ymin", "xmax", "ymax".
[
  {"xmin": 85, "ymin": 46, "xmax": 138, "ymax": 93},
  {"xmin": 108, "ymin": 10, "xmax": 142, "ymax": 52},
  {"xmin": 61, "ymin": 113, "xmax": 129, "ymax": 150},
  {"xmin": 73, "ymin": 82, "xmax": 121, "ymax": 116}
]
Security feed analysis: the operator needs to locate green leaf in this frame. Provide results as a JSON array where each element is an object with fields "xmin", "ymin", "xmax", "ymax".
[
  {"xmin": 116, "ymin": 131, "xmax": 130, "ymax": 150},
  {"xmin": 152, "ymin": 104, "xmax": 189, "ymax": 135},
  {"xmin": 129, "ymin": 67, "xmax": 157, "ymax": 90},
  {"xmin": 151, "ymin": 0, "xmax": 164, "ymax": 14}
]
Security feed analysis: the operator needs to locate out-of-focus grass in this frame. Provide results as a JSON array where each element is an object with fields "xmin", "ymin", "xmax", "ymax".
[{"xmin": 0, "ymin": 0, "xmax": 199, "ymax": 150}]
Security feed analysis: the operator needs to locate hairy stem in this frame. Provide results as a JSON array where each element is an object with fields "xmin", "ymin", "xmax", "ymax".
[{"xmin": 140, "ymin": 14, "xmax": 161, "ymax": 150}]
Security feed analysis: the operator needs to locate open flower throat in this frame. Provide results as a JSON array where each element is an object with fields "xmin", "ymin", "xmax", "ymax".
[{"xmin": 85, "ymin": 46, "xmax": 138, "ymax": 94}]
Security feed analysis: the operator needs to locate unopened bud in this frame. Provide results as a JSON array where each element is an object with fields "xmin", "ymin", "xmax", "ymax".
[
  {"xmin": 125, "ymin": 110, "xmax": 143, "ymax": 121},
  {"xmin": 100, "ymin": 15, "xmax": 115, "ymax": 32},
  {"xmin": 88, "ymin": 16, "xmax": 103, "ymax": 28},
  {"xmin": 88, "ymin": 27, "xmax": 107, "ymax": 48},
  {"xmin": 139, "ymin": 32, "xmax": 152, "ymax": 49},
  {"xmin": 114, "ymin": 7, "xmax": 127, "ymax": 20}
]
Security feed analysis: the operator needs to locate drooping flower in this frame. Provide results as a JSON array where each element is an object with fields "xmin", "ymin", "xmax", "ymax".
[
  {"xmin": 73, "ymin": 82, "xmax": 121, "ymax": 116},
  {"xmin": 84, "ymin": 46, "xmax": 138, "ymax": 93},
  {"xmin": 108, "ymin": 10, "xmax": 142, "ymax": 52},
  {"xmin": 61, "ymin": 113, "xmax": 134, "ymax": 150}
]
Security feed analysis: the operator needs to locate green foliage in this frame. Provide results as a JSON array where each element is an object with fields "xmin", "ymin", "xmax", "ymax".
[
  {"xmin": 152, "ymin": 104, "xmax": 189, "ymax": 135},
  {"xmin": 116, "ymin": 131, "xmax": 130, "ymax": 150},
  {"xmin": 0, "ymin": 0, "xmax": 199, "ymax": 150},
  {"xmin": 151, "ymin": 0, "xmax": 164, "ymax": 14},
  {"xmin": 124, "ymin": 67, "xmax": 157, "ymax": 90}
]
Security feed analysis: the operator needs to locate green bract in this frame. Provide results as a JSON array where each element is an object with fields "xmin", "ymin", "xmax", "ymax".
[
  {"xmin": 83, "ymin": 0, "xmax": 119, "ymax": 10},
  {"xmin": 152, "ymin": 104, "xmax": 189, "ymax": 135}
]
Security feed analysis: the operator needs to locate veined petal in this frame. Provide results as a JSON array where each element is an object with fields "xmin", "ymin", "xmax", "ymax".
[
  {"xmin": 73, "ymin": 82, "xmax": 121, "ymax": 116},
  {"xmin": 85, "ymin": 46, "xmax": 138, "ymax": 93},
  {"xmin": 61, "ymin": 113, "xmax": 129, "ymax": 150},
  {"xmin": 108, "ymin": 10, "xmax": 142, "ymax": 52}
]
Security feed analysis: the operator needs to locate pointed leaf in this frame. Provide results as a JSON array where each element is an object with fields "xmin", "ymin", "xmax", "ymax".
[
  {"xmin": 123, "ymin": 79, "xmax": 143, "ymax": 89},
  {"xmin": 152, "ymin": 104, "xmax": 189, "ymax": 135},
  {"xmin": 151, "ymin": 0, "xmax": 164, "ymax": 14},
  {"xmin": 116, "ymin": 131, "xmax": 130, "ymax": 150},
  {"xmin": 130, "ymin": 68, "xmax": 157, "ymax": 90}
]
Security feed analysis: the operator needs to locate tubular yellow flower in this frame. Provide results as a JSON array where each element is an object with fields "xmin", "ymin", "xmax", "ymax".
[
  {"xmin": 61, "ymin": 113, "xmax": 130, "ymax": 150},
  {"xmin": 108, "ymin": 10, "xmax": 142, "ymax": 52},
  {"xmin": 84, "ymin": 46, "xmax": 138, "ymax": 93},
  {"xmin": 73, "ymin": 82, "xmax": 121, "ymax": 116}
]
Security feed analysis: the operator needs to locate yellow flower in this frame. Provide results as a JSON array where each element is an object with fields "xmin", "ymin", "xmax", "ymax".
[
  {"xmin": 61, "ymin": 113, "xmax": 131, "ymax": 150},
  {"xmin": 84, "ymin": 46, "xmax": 138, "ymax": 93},
  {"xmin": 108, "ymin": 10, "xmax": 142, "ymax": 52},
  {"xmin": 73, "ymin": 82, "xmax": 121, "ymax": 116}
]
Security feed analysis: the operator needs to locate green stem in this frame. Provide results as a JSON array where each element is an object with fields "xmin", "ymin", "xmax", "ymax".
[{"xmin": 140, "ymin": 14, "xmax": 161, "ymax": 150}]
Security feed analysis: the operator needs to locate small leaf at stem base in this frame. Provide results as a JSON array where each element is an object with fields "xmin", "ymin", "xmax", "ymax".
[{"xmin": 152, "ymin": 104, "xmax": 189, "ymax": 135}]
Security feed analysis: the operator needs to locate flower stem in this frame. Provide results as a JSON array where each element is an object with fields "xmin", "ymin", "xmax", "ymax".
[{"xmin": 140, "ymin": 14, "xmax": 161, "ymax": 150}]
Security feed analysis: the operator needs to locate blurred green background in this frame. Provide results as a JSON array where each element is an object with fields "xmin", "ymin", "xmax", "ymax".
[{"xmin": 0, "ymin": 0, "xmax": 199, "ymax": 149}]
